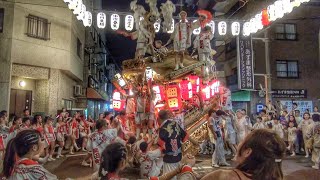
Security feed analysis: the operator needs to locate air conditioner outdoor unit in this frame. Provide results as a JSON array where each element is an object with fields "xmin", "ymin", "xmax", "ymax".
[{"xmin": 74, "ymin": 85, "xmax": 83, "ymax": 96}]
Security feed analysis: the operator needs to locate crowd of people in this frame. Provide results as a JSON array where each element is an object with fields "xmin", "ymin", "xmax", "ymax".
[{"xmin": 0, "ymin": 102, "xmax": 319, "ymax": 179}]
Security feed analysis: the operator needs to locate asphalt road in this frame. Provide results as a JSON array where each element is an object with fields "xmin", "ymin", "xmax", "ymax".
[{"xmin": 44, "ymin": 153, "xmax": 320, "ymax": 180}]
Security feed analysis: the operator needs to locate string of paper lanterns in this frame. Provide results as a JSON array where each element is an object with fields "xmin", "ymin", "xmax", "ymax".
[{"xmin": 63, "ymin": 0, "xmax": 310, "ymax": 36}]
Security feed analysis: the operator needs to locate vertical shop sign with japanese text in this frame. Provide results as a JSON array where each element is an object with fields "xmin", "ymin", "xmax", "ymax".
[{"xmin": 237, "ymin": 35, "xmax": 254, "ymax": 90}]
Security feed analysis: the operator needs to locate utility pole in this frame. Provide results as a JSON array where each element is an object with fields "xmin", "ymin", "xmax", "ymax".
[{"xmin": 252, "ymin": 30, "xmax": 272, "ymax": 104}]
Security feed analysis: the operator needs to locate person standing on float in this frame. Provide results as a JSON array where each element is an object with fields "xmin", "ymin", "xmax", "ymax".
[{"xmin": 165, "ymin": 11, "xmax": 203, "ymax": 70}]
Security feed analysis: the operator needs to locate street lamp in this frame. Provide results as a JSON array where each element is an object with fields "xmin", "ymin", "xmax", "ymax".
[{"xmin": 19, "ymin": 81, "xmax": 26, "ymax": 87}]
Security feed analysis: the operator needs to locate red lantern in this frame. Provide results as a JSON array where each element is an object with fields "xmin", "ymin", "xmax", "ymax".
[
  {"xmin": 166, "ymin": 83, "xmax": 182, "ymax": 111},
  {"xmin": 152, "ymin": 85, "xmax": 165, "ymax": 102},
  {"xmin": 210, "ymin": 80, "xmax": 221, "ymax": 96},
  {"xmin": 262, "ymin": 8, "xmax": 270, "ymax": 26},
  {"xmin": 112, "ymin": 90, "xmax": 125, "ymax": 111},
  {"xmin": 201, "ymin": 83, "xmax": 211, "ymax": 101},
  {"xmin": 179, "ymin": 79, "xmax": 193, "ymax": 100},
  {"xmin": 188, "ymin": 74, "xmax": 200, "ymax": 94}
]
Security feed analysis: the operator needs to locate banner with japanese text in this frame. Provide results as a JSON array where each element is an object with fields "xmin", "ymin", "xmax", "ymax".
[{"xmin": 237, "ymin": 35, "xmax": 254, "ymax": 90}]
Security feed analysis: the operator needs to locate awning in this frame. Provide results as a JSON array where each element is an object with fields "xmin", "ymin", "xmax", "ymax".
[
  {"xmin": 86, "ymin": 88, "xmax": 107, "ymax": 101},
  {"xmin": 231, "ymin": 91, "xmax": 251, "ymax": 102}
]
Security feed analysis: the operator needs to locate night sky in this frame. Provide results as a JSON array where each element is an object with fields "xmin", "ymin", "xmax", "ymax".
[{"xmin": 102, "ymin": 0, "xmax": 217, "ymax": 65}]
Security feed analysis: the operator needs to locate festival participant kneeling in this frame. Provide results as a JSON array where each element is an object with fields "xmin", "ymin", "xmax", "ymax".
[
  {"xmin": 201, "ymin": 129, "xmax": 286, "ymax": 180},
  {"xmin": 139, "ymin": 141, "xmax": 163, "ymax": 178},
  {"xmin": 3, "ymin": 129, "xmax": 57, "ymax": 179},
  {"xmin": 97, "ymin": 142, "xmax": 197, "ymax": 180}
]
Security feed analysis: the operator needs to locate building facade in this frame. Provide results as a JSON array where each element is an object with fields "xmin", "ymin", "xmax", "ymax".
[
  {"xmin": 0, "ymin": 0, "xmax": 85, "ymax": 116},
  {"xmin": 223, "ymin": 2, "xmax": 320, "ymax": 114}
]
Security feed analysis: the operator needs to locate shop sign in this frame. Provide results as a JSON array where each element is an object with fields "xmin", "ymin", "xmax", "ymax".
[
  {"xmin": 272, "ymin": 89, "xmax": 307, "ymax": 98},
  {"xmin": 237, "ymin": 35, "xmax": 254, "ymax": 90}
]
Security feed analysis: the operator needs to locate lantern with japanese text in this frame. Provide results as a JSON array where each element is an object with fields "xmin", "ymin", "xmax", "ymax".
[
  {"xmin": 193, "ymin": 20, "xmax": 201, "ymax": 35},
  {"xmin": 73, "ymin": 0, "xmax": 83, "ymax": 15},
  {"xmin": 83, "ymin": 11, "xmax": 92, "ymax": 27},
  {"xmin": 231, "ymin": 22, "xmax": 240, "ymax": 36},
  {"xmin": 166, "ymin": 83, "xmax": 181, "ymax": 111},
  {"xmin": 154, "ymin": 20, "xmax": 161, "ymax": 33},
  {"xmin": 207, "ymin": 20, "xmax": 215, "ymax": 35},
  {"xmin": 125, "ymin": 15, "xmax": 134, "ymax": 31},
  {"xmin": 261, "ymin": 8, "xmax": 270, "ymax": 26},
  {"xmin": 145, "ymin": 67, "xmax": 153, "ymax": 81},
  {"xmin": 97, "ymin": 12, "xmax": 106, "ymax": 29},
  {"xmin": 283, "ymin": 0, "xmax": 293, "ymax": 13},
  {"xmin": 250, "ymin": 18, "xmax": 257, "ymax": 33},
  {"xmin": 211, "ymin": 80, "xmax": 220, "ymax": 96},
  {"xmin": 274, "ymin": 1, "xmax": 284, "ymax": 19},
  {"xmin": 242, "ymin": 22, "xmax": 251, "ymax": 36},
  {"xmin": 255, "ymin": 12, "xmax": 263, "ymax": 30},
  {"xmin": 76, "ymin": 4, "xmax": 86, "ymax": 21},
  {"xmin": 267, "ymin": 4, "xmax": 276, "ymax": 22},
  {"xmin": 218, "ymin": 21, "xmax": 227, "ymax": 35},
  {"xmin": 152, "ymin": 85, "xmax": 165, "ymax": 102},
  {"xmin": 112, "ymin": 90, "xmax": 124, "ymax": 111},
  {"xmin": 68, "ymin": 0, "xmax": 77, "ymax": 11},
  {"xmin": 111, "ymin": 14, "xmax": 120, "ymax": 31},
  {"xmin": 201, "ymin": 83, "xmax": 211, "ymax": 101},
  {"xmin": 64, "ymin": 0, "xmax": 71, "ymax": 4},
  {"xmin": 188, "ymin": 74, "xmax": 200, "ymax": 94},
  {"xmin": 167, "ymin": 19, "xmax": 175, "ymax": 33},
  {"xmin": 179, "ymin": 79, "xmax": 193, "ymax": 100}
]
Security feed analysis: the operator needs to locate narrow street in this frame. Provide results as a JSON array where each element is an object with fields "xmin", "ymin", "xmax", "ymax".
[{"xmin": 45, "ymin": 152, "xmax": 320, "ymax": 180}]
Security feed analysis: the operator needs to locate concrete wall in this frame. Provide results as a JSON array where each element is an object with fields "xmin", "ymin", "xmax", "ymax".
[{"xmin": 9, "ymin": 0, "xmax": 84, "ymax": 81}]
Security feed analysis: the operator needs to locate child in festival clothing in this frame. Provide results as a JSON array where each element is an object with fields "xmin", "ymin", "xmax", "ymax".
[
  {"xmin": 79, "ymin": 115, "xmax": 91, "ymax": 152},
  {"xmin": 312, "ymin": 124, "xmax": 320, "ymax": 169},
  {"xmin": 68, "ymin": 117, "xmax": 81, "ymax": 154},
  {"xmin": 55, "ymin": 116, "xmax": 66, "ymax": 158},
  {"xmin": 3, "ymin": 130, "xmax": 58, "ymax": 180},
  {"xmin": 272, "ymin": 118, "xmax": 284, "ymax": 139},
  {"xmin": 287, "ymin": 121, "xmax": 297, "ymax": 156},
  {"xmin": 252, "ymin": 117, "xmax": 266, "ymax": 130},
  {"xmin": 152, "ymin": 40, "xmax": 168, "ymax": 62},
  {"xmin": 44, "ymin": 116, "xmax": 56, "ymax": 161},
  {"xmin": 139, "ymin": 141, "xmax": 163, "ymax": 178},
  {"xmin": 9, "ymin": 116, "xmax": 22, "ymax": 133},
  {"xmin": 22, "ymin": 117, "xmax": 31, "ymax": 129}
]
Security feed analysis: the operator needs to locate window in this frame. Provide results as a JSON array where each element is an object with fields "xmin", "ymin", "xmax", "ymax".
[
  {"xmin": 61, "ymin": 99, "xmax": 72, "ymax": 109},
  {"xmin": 0, "ymin": 8, "xmax": 4, "ymax": 33},
  {"xmin": 275, "ymin": 24, "xmax": 297, "ymax": 40},
  {"xmin": 77, "ymin": 38, "xmax": 82, "ymax": 59},
  {"xmin": 276, "ymin": 60, "xmax": 299, "ymax": 78},
  {"xmin": 26, "ymin": 15, "xmax": 50, "ymax": 40}
]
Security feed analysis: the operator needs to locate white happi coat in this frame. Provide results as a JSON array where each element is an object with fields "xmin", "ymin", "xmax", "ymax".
[
  {"xmin": 172, "ymin": 21, "xmax": 200, "ymax": 52},
  {"xmin": 9, "ymin": 158, "xmax": 57, "ymax": 180},
  {"xmin": 87, "ymin": 128, "xmax": 118, "ymax": 170},
  {"xmin": 194, "ymin": 32, "xmax": 213, "ymax": 54},
  {"xmin": 139, "ymin": 148, "xmax": 163, "ymax": 178}
]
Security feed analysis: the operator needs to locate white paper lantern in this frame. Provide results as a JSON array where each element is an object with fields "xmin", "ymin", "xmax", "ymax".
[
  {"xmin": 207, "ymin": 21, "xmax": 215, "ymax": 35},
  {"xmin": 125, "ymin": 15, "xmax": 134, "ymax": 31},
  {"xmin": 110, "ymin": 14, "xmax": 120, "ymax": 31},
  {"xmin": 76, "ymin": 4, "xmax": 86, "ymax": 21},
  {"xmin": 292, "ymin": 0, "xmax": 301, "ymax": 7},
  {"xmin": 231, "ymin": 22, "xmax": 240, "ymax": 36},
  {"xmin": 167, "ymin": 19, "xmax": 175, "ymax": 33},
  {"xmin": 243, "ymin": 22, "xmax": 251, "ymax": 36},
  {"xmin": 255, "ymin": 13, "xmax": 263, "ymax": 30},
  {"xmin": 267, "ymin": 4, "xmax": 277, "ymax": 21},
  {"xmin": 250, "ymin": 18, "xmax": 258, "ymax": 33},
  {"xmin": 275, "ymin": 1, "xmax": 284, "ymax": 19},
  {"xmin": 68, "ymin": 0, "xmax": 77, "ymax": 10},
  {"xmin": 193, "ymin": 20, "xmax": 201, "ymax": 35},
  {"xmin": 154, "ymin": 20, "xmax": 161, "ymax": 33},
  {"xmin": 218, "ymin": 21, "xmax": 227, "ymax": 36},
  {"xmin": 73, "ymin": 0, "xmax": 82, "ymax": 15},
  {"xmin": 97, "ymin": 12, "xmax": 106, "ymax": 29},
  {"xmin": 83, "ymin": 11, "xmax": 92, "ymax": 27},
  {"xmin": 145, "ymin": 67, "xmax": 153, "ymax": 81},
  {"xmin": 283, "ymin": 0, "xmax": 293, "ymax": 13}
]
